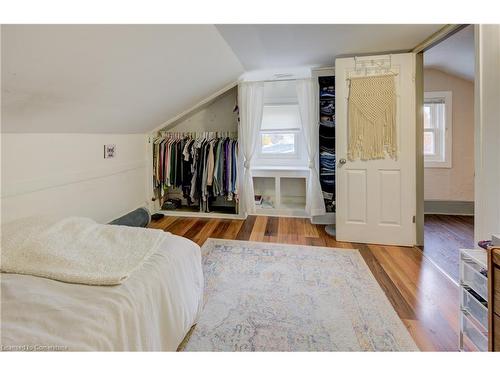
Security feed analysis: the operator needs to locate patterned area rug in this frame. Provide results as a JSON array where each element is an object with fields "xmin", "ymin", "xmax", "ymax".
[{"xmin": 182, "ymin": 239, "xmax": 418, "ymax": 351}]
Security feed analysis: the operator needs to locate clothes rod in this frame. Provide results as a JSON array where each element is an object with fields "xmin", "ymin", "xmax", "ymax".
[
  {"xmin": 157, "ymin": 131, "xmax": 237, "ymax": 138},
  {"xmin": 240, "ymin": 77, "xmax": 309, "ymax": 84}
]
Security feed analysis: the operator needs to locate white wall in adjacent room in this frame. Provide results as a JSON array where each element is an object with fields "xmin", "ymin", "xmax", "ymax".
[
  {"xmin": 475, "ymin": 24, "xmax": 500, "ymax": 242},
  {"xmin": 423, "ymin": 68, "xmax": 474, "ymax": 202},
  {"xmin": 1, "ymin": 133, "xmax": 148, "ymax": 224}
]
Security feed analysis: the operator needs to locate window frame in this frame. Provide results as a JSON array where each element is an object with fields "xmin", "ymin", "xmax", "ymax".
[
  {"xmin": 258, "ymin": 103, "xmax": 301, "ymax": 160},
  {"xmin": 424, "ymin": 91, "xmax": 453, "ymax": 168}
]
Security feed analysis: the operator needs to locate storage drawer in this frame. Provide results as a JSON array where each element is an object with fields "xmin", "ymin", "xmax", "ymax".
[
  {"xmin": 461, "ymin": 287, "xmax": 488, "ymax": 329},
  {"xmin": 461, "ymin": 260, "xmax": 488, "ymax": 300},
  {"xmin": 462, "ymin": 312, "xmax": 488, "ymax": 352}
]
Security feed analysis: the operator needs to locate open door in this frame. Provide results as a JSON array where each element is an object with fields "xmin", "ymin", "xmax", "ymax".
[{"xmin": 335, "ymin": 53, "xmax": 416, "ymax": 246}]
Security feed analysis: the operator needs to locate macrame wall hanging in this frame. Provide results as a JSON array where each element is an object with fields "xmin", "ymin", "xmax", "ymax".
[{"xmin": 348, "ymin": 74, "xmax": 397, "ymax": 161}]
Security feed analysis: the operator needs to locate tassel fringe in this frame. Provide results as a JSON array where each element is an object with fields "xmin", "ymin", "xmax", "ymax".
[{"xmin": 348, "ymin": 75, "xmax": 397, "ymax": 161}]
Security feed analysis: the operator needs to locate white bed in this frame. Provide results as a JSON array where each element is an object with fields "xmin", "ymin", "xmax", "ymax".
[{"xmin": 1, "ymin": 234, "xmax": 204, "ymax": 351}]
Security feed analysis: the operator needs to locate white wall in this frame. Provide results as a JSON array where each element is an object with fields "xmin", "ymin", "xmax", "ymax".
[
  {"xmin": 1, "ymin": 25, "xmax": 244, "ymax": 134},
  {"xmin": 423, "ymin": 68, "xmax": 474, "ymax": 202},
  {"xmin": 475, "ymin": 25, "xmax": 500, "ymax": 242},
  {"xmin": 168, "ymin": 88, "xmax": 238, "ymax": 133},
  {"xmin": 1, "ymin": 134, "xmax": 148, "ymax": 224}
]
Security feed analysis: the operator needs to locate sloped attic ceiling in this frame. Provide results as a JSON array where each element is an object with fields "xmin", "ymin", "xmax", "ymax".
[
  {"xmin": 424, "ymin": 25, "xmax": 474, "ymax": 81},
  {"xmin": 215, "ymin": 24, "xmax": 445, "ymax": 70},
  {"xmin": 1, "ymin": 25, "xmax": 244, "ymax": 133},
  {"xmin": 2, "ymin": 24, "xmax": 445, "ymax": 134}
]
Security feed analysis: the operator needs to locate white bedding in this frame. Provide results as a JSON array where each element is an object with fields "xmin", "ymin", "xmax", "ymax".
[
  {"xmin": 1, "ymin": 234, "xmax": 204, "ymax": 351},
  {"xmin": 2, "ymin": 216, "xmax": 168, "ymax": 285}
]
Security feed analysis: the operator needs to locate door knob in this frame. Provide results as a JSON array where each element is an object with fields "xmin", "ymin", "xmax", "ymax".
[{"xmin": 339, "ymin": 158, "xmax": 347, "ymax": 165}]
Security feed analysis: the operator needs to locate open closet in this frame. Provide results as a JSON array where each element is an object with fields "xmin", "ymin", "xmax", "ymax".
[
  {"xmin": 148, "ymin": 74, "xmax": 338, "ymax": 223},
  {"xmin": 149, "ymin": 86, "xmax": 244, "ymax": 219},
  {"xmin": 312, "ymin": 68, "xmax": 336, "ymax": 225},
  {"xmin": 318, "ymin": 73, "xmax": 336, "ymax": 214}
]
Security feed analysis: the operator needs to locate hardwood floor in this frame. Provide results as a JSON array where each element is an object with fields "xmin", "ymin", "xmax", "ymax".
[
  {"xmin": 150, "ymin": 215, "xmax": 462, "ymax": 351},
  {"xmin": 424, "ymin": 214, "xmax": 474, "ymax": 282}
]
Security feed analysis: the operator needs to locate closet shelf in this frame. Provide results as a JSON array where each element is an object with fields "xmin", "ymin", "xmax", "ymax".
[{"xmin": 159, "ymin": 210, "xmax": 244, "ymax": 220}]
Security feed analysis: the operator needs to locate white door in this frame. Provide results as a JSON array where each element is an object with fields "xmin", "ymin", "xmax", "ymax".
[{"xmin": 335, "ymin": 53, "xmax": 416, "ymax": 246}]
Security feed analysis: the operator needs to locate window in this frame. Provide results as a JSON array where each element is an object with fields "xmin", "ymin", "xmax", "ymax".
[
  {"xmin": 259, "ymin": 104, "xmax": 302, "ymax": 158},
  {"xmin": 424, "ymin": 91, "xmax": 452, "ymax": 168}
]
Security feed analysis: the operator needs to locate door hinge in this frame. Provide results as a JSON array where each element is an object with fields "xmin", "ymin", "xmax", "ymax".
[{"xmin": 412, "ymin": 215, "xmax": 416, "ymax": 223}]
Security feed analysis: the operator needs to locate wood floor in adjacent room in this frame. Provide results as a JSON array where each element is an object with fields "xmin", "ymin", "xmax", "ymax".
[
  {"xmin": 424, "ymin": 214, "xmax": 474, "ymax": 282},
  {"xmin": 150, "ymin": 215, "xmax": 461, "ymax": 351}
]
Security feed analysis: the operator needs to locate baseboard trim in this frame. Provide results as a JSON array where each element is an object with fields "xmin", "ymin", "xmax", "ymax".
[{"xmin": 424, "ymin": 200, "xmax": 474, "ymax": 215}]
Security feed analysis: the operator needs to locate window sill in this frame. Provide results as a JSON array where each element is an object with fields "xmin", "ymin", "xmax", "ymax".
[
  {"xmin": 424, "ymin": 161, "xmax": 452, "ymax": 169},
  {"xmin": 252, "ymin": 166, "xmax": 310, "ymax": 171}
]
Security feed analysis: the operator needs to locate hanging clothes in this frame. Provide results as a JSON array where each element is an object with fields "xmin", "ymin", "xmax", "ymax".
[{"xmin": 152, "ymin": 133, "xmax": 238, "ymax": 213}]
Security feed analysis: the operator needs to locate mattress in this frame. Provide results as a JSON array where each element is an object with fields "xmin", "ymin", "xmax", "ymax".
[{"xmin": 0, "ymin": 234, "xmax": 203, "ymax": 351}]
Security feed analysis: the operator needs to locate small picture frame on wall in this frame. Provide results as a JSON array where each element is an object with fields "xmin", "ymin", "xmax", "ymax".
[{"xmin": 104, "ymin": 144, "xmax": 116, "ymax": 158}]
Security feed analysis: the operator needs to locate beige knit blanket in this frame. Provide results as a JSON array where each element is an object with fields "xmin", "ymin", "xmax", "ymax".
[
  {"xmin": 348, "ymin": 74, "xmax": 397, "ymax": 160},
  {"xmin": 1, "ymin": 216, "xmax": 167, "ymax": 285}
]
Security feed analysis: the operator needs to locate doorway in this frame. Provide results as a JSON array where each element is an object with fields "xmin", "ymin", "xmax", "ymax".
[{"xmin": 421, "ymin": 25, "xmax": 475, "ymax": 282}]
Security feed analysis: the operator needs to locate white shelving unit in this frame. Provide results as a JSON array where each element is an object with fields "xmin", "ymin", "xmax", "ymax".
[
  {"xmin": 252, "ymin": 167, "xmax": 309, "ymax": 218},
  {"xmin": 459, "ymin": 248, "xmax": 488, "ymax": 351}
]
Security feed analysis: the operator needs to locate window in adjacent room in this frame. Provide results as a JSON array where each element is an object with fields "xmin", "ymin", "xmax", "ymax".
[
  {"xmin": 259, "ymin": 104, "xmax": 302, "ymax": 158},
  {"xmin": 424, "ymin": 91, "xmax": 452, "ymax": 168}
]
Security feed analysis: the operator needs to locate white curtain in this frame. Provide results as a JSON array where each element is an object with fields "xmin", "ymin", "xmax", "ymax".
[
  {"xmin": 238, "ymin": 81, "xmax": 265, "ymax": 215},
  {"xmin": 296, "ymin": 79, "xmax": 326, "ymax": 216}
]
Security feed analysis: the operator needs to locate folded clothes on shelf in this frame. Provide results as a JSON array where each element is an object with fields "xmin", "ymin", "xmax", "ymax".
[
  {"xmin": 319, "ymin": 79, "xmax": 335, "ymax": 207},
  {"xmin": 320, "ymin": 174, "xmax": 335, "ymax": 185},
  {"xmin": 320, "ymin": 163, "xmax": 335, "ymax": 169},
  {"xmin": 320, "ymin": 86, "xmax": 335, "ymax": 99},
  {"xmin": 321, "ymin": 163, "xmax": 334, "ymax": 167},
  {"xmin": 321, "ymin": 185, "xmax": 335, "ymax": 194},
  {"xmin": 320, "ymin": 168, "xmax": 335, "ymax": 175},
  {"xmin": 320, "ymin": 102, "xmax": 334, "ymax": 115},
  {"xmin": 320, "ymin": 157, "xmax": 335, "ymax": 165},
  {"xmin": 325, "ymin": 200, "xmax": 335, "ymax": 212},
  {"xmin": 320, "ymin": 115, "xmax": 335, "ymax": 128},
  {"xmin": 321, "ymin": 161, "xmax": 335, "ymax": 166},
  {"xmin": 322, "ymin": 191, "xmax": 333, "ymax": 200},
  {"xmin": 320, "ymin": 145, "xmax": 335, "ymax": 153},
  {"xmin": 320, "ymin": 134, "xmax": 335, "ymax": 141},
  {"xmin": 321, "ymin": 153, "xmax": 335, "ymax": 159},
  {"xmin": 320, "ymin": 124, "xmax": 335, "ymax": 138}
]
